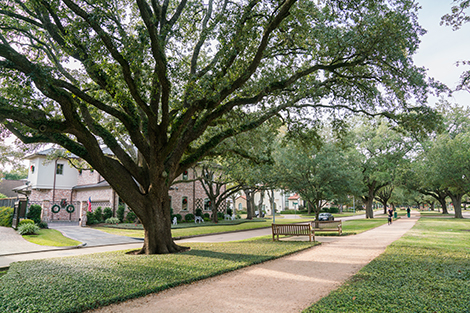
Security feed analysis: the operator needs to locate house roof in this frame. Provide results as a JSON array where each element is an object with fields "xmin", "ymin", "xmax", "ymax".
[
  {"xmin": 24, "ymin": 146, "xmax": 113, "ymax": 160},
  {"xmin": 288, "ymin": 193, "xmax": 300, "ymax": 200},
  {"xmin": 0, "ymin": 179, "xmax": 27, "ymax": 197},
  {"xmin": 72, "ymin": 180, "xmax": 110, "ymax": 190},
  {"xmin": 236, "ymin": 195, "xmax": 246, "ymax": 200},
  {"xmin": 24, "ymin": 147, "xmax": 79, "ymax": 160}
]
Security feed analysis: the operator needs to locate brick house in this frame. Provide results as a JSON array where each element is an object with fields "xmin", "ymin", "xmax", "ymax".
[{"xmin": 20, "ymin": 148, "xmax": 218, "ymax": 225}]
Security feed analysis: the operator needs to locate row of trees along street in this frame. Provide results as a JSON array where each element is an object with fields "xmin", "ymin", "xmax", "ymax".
[
  {"xmin": 0, "ymin": 0, "xmax": 467, "ymax": 254},
  {"xmin": 207, "ymin": 102, "xmax": 470, "ymax": 225}
]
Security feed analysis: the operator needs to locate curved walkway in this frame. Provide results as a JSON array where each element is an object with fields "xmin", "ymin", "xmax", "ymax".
[{"xmin": 89, "ymin": 213, "xmax": 419, "ymax": 313}]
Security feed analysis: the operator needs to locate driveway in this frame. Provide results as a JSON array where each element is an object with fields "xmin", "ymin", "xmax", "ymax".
[
  {"xmin": 0, "ymin": 226, "xmax": 55, "ymax": 256},
  {"xmin": 49, "ymin": 223, "xmax": 143, "ymax": 247}
]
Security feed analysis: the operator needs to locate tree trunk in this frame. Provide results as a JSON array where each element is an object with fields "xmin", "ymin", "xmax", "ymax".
[
  {"xmin": 211, "ymin": 198, "xmax": 218, "ymax": 223},
  {"xmin": 448, "ymin": 192, "xmax": 464, "ymax": 218},
  {"xmin": 312, "ymin": 200, "xmax": 320, "ymax": 228},
  {"xmin": 136, "ymin": 189, "xmax": 189, "ymax": 254},
  {"xmin": 257, "ymin": 189, "xmax": 265, "ymax": 217},
  {"xmin": 382, "ymin": 201, "xmax": 387, "ymax": 215},
  {"xmin": 363, "ymin": 185, "xmax": 375, "ymax": 218},
  {"xmin": 267, "ymin": 189, "xmax": 275, "ymax": 216},
  {"xmin": 438, "ymin": 197, "xmax": 448, "ymax": 214},
  {"xmin": 244, "ymin": 187, "xmax": 254, "ymax": 219}
]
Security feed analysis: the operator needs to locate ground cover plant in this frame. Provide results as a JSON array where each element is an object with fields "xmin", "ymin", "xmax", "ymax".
[
  {"xmin": 304, "ymin": 218, "xmax": 470, "ymax": 312},
  {"xmin": 0, "ymin": 239, "xmax": 316, "ymax": 313},
  {"xmin": 22, "ymin": 229, "xmax": 82, "ymax": 247}
]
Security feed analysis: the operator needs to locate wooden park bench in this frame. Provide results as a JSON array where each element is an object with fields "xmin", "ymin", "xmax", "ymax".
[
  {"xmin": 272, "ymin": 223, "xmax": 315, "ymax": 242},
  {"xmin": 312, "ymin": 220, "xmax": 342, "ymax": 235}
]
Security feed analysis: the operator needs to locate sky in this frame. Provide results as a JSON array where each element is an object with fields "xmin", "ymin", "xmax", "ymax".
[{"xmin": 413, "ymin": 0, "xmax": 470, "ymax": 106}]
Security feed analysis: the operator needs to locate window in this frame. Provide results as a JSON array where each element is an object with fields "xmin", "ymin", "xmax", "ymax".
[
  {"xmin": 56, "ymin": 164, "xmax": 64, "ymax": 175},
  {"xmin": 78, "ymin": 169, "xmax": 83, "ymax": 175},
  {"xmin": 182, "ymin": 170, "xmax": 188, "ymax": 180},
  {"xmin": 238, "ymin": 203, "xmax": 242, "ymax": 211},
  {"xmin": 181, "ymin": 196, "xmax": 188, "ymax": 211},
  {"xmin": 204, "ymin": 198, "xmax": 211, "ymax": 211},
  {"xmin": 30, "ymin": 165, "xmax": 35, "ymax": 174}
]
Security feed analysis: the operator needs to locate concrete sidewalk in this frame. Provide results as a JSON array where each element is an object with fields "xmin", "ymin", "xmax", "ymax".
[{"xmin": 89, "ymin": 213, "xmax": 419, "ymax": 313}]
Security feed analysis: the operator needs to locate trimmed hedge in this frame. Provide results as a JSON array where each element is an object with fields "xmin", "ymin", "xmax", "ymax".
[
  {"xmin": 0, "ymin": 206, "xmax": 13, "ymax": 227},
  {"xmin": 117, "ymin": 205, "xmax": 125, "ymax": 222},
  {"xmin": 18, "ymin": 219, "xmax": 35, "ymax": 227},
  {"xmin": 26, "ymin": 204, "xmax": 42, "ymax": 224},
  {"xmin": 125, "ymin": 211, "xmax": 137, "ymax": 223},
  {"xmin": 103, "ymin": 207, "xmax": 113, "ymax": 220},
  {"xmin": 184, "ymin": 213, "xmax": 194, "ymax": 222}
]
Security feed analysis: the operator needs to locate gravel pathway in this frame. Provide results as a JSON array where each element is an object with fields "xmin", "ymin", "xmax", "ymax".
[{"xmin": 89, "ymin": 214, "xmax": 418, "ymax": 313}]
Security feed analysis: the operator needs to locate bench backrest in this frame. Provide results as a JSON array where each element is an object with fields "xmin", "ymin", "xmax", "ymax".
[{"xmin": 272, "ymin": 223, "xmax": 312, "ymax": 235}]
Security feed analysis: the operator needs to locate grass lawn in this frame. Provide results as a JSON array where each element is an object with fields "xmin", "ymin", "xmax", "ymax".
[
  {"xmin": 96, "ymin": 218, "xmax": 387, "ymax": 239},
  {"xmin": 304, "ymin": 218, "xmax": 470, "ymax": 312},
  {"xmin": 22, "ymin": 229, "xmax": 82, "ymax": 247},
  {"xmin": 0, "ymin": 238, "xmax": 316, "ymax": 313},
  {"xmin": 95, "ymin": 218, "xmax": 314, "ymax": 238},
  {"xmin": 419, "ymin": 211, "xmax": 455, "ymax": 217},
  {"xmin": 341, "ymin": 218, "xmax": 388, "ymax": 235}
]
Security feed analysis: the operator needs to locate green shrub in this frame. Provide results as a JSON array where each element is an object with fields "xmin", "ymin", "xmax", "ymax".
[
  {"xmin": 0, "ymin": 206, "xmax": 14, "ymax": 227},
  {"xmin": 103, "ymin": 207, "xmax": 113, "ymax": 220},
  {"xmin": 125, "ymin": 211, "xmax": 137, "ymax": 223},
  {"xmin": 27, "ymin": 204, "xmax": 42, "ymax": 224},
  {"xmin": 217, "ymin": 212, "xmax": 224, "ymax": 219},
  {"xmin": 195, "ymin": 208, "xmax": 203, "ymax": 217},
  {"xmin": 329, "ymin": 207, "xmax": 339, "ymax": 214},
  {"xmin": 86, "ymin": 211, "xmax": 97, "ymax": 225},
  {"xmin": 175, "ymin": 214, "xmax": 182, "ymax": 222},
  {"xmin": 38, "ymin": 221, "xmax": 48, "ymax": 229},
  {"xmin": 105, "ymin": 217, "xmax": 120, "ymax": 224},
  {"xmin": 184, "ymin": 213, "xmax": 194, "ymax": 222},
  {"xmin": 203, "ymin": 213, "xmax": 210, "ymax": 219},
  {"xmin": 94, "ymin": 207, "xmax": 103, "ymax": 222},
  {"xmin": 17, "ymin": 223, "xmax": 40, "ymax": 235},
  {"xmin": 117, "ymin": 205, "xmax": 125, "ymax": 222},
  {"xmin": 18, "ymin": 219, "xmax": 35, "ymax": 227},
  {"xmin": 227, "ymin": 208, "xmax": 233, "ymax": 216}
]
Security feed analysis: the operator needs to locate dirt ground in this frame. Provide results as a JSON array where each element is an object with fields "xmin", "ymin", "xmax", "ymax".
[{"xmin": 88, "ymin": 215, "xmax": 417, "ymax": 313}]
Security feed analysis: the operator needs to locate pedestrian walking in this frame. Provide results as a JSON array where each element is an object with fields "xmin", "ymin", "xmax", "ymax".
[
  {"xmin": 407, "ymin": 207, "xmax": 411, "ymax": 218},
  {"xmin": 388, "ymin": 208, "xmax": 393, "ymax": 225}
]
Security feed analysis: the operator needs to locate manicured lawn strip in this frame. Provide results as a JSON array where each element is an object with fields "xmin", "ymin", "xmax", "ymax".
[
  {"xmin": 419, "ymin": 211, "xmax": 454, "ymax": 217},
  {"xmin": 311, "ymin": 219, "xmax": 388, "ymax": 236},
  {"xmin": 22, "ymin": 229, "xmax": 82, "ymax": 247},
  {"xmin": 303, "ymin": 218, "xmax": 470, "ymax": 312},
  {"xmin": 0, "ymin": 239, "xmax": 316, "ymax": 313},
  {"xmin": 341, "ymin": 218, "xmax": 388, "ymax": 235},
  {"xmin": 95, "ymin": 218, "xmax": 314, "ymax": 238}
]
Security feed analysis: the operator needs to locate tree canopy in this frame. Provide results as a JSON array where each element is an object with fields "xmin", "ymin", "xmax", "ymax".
[{"xmin": 0, "ymin": 0, "xmax": 439, "ymax": 254}]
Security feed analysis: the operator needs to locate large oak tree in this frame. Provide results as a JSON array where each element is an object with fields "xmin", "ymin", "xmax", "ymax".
[{"xmin": 1, "ymin": 0, "xmax": 436, "ymax": 253}]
